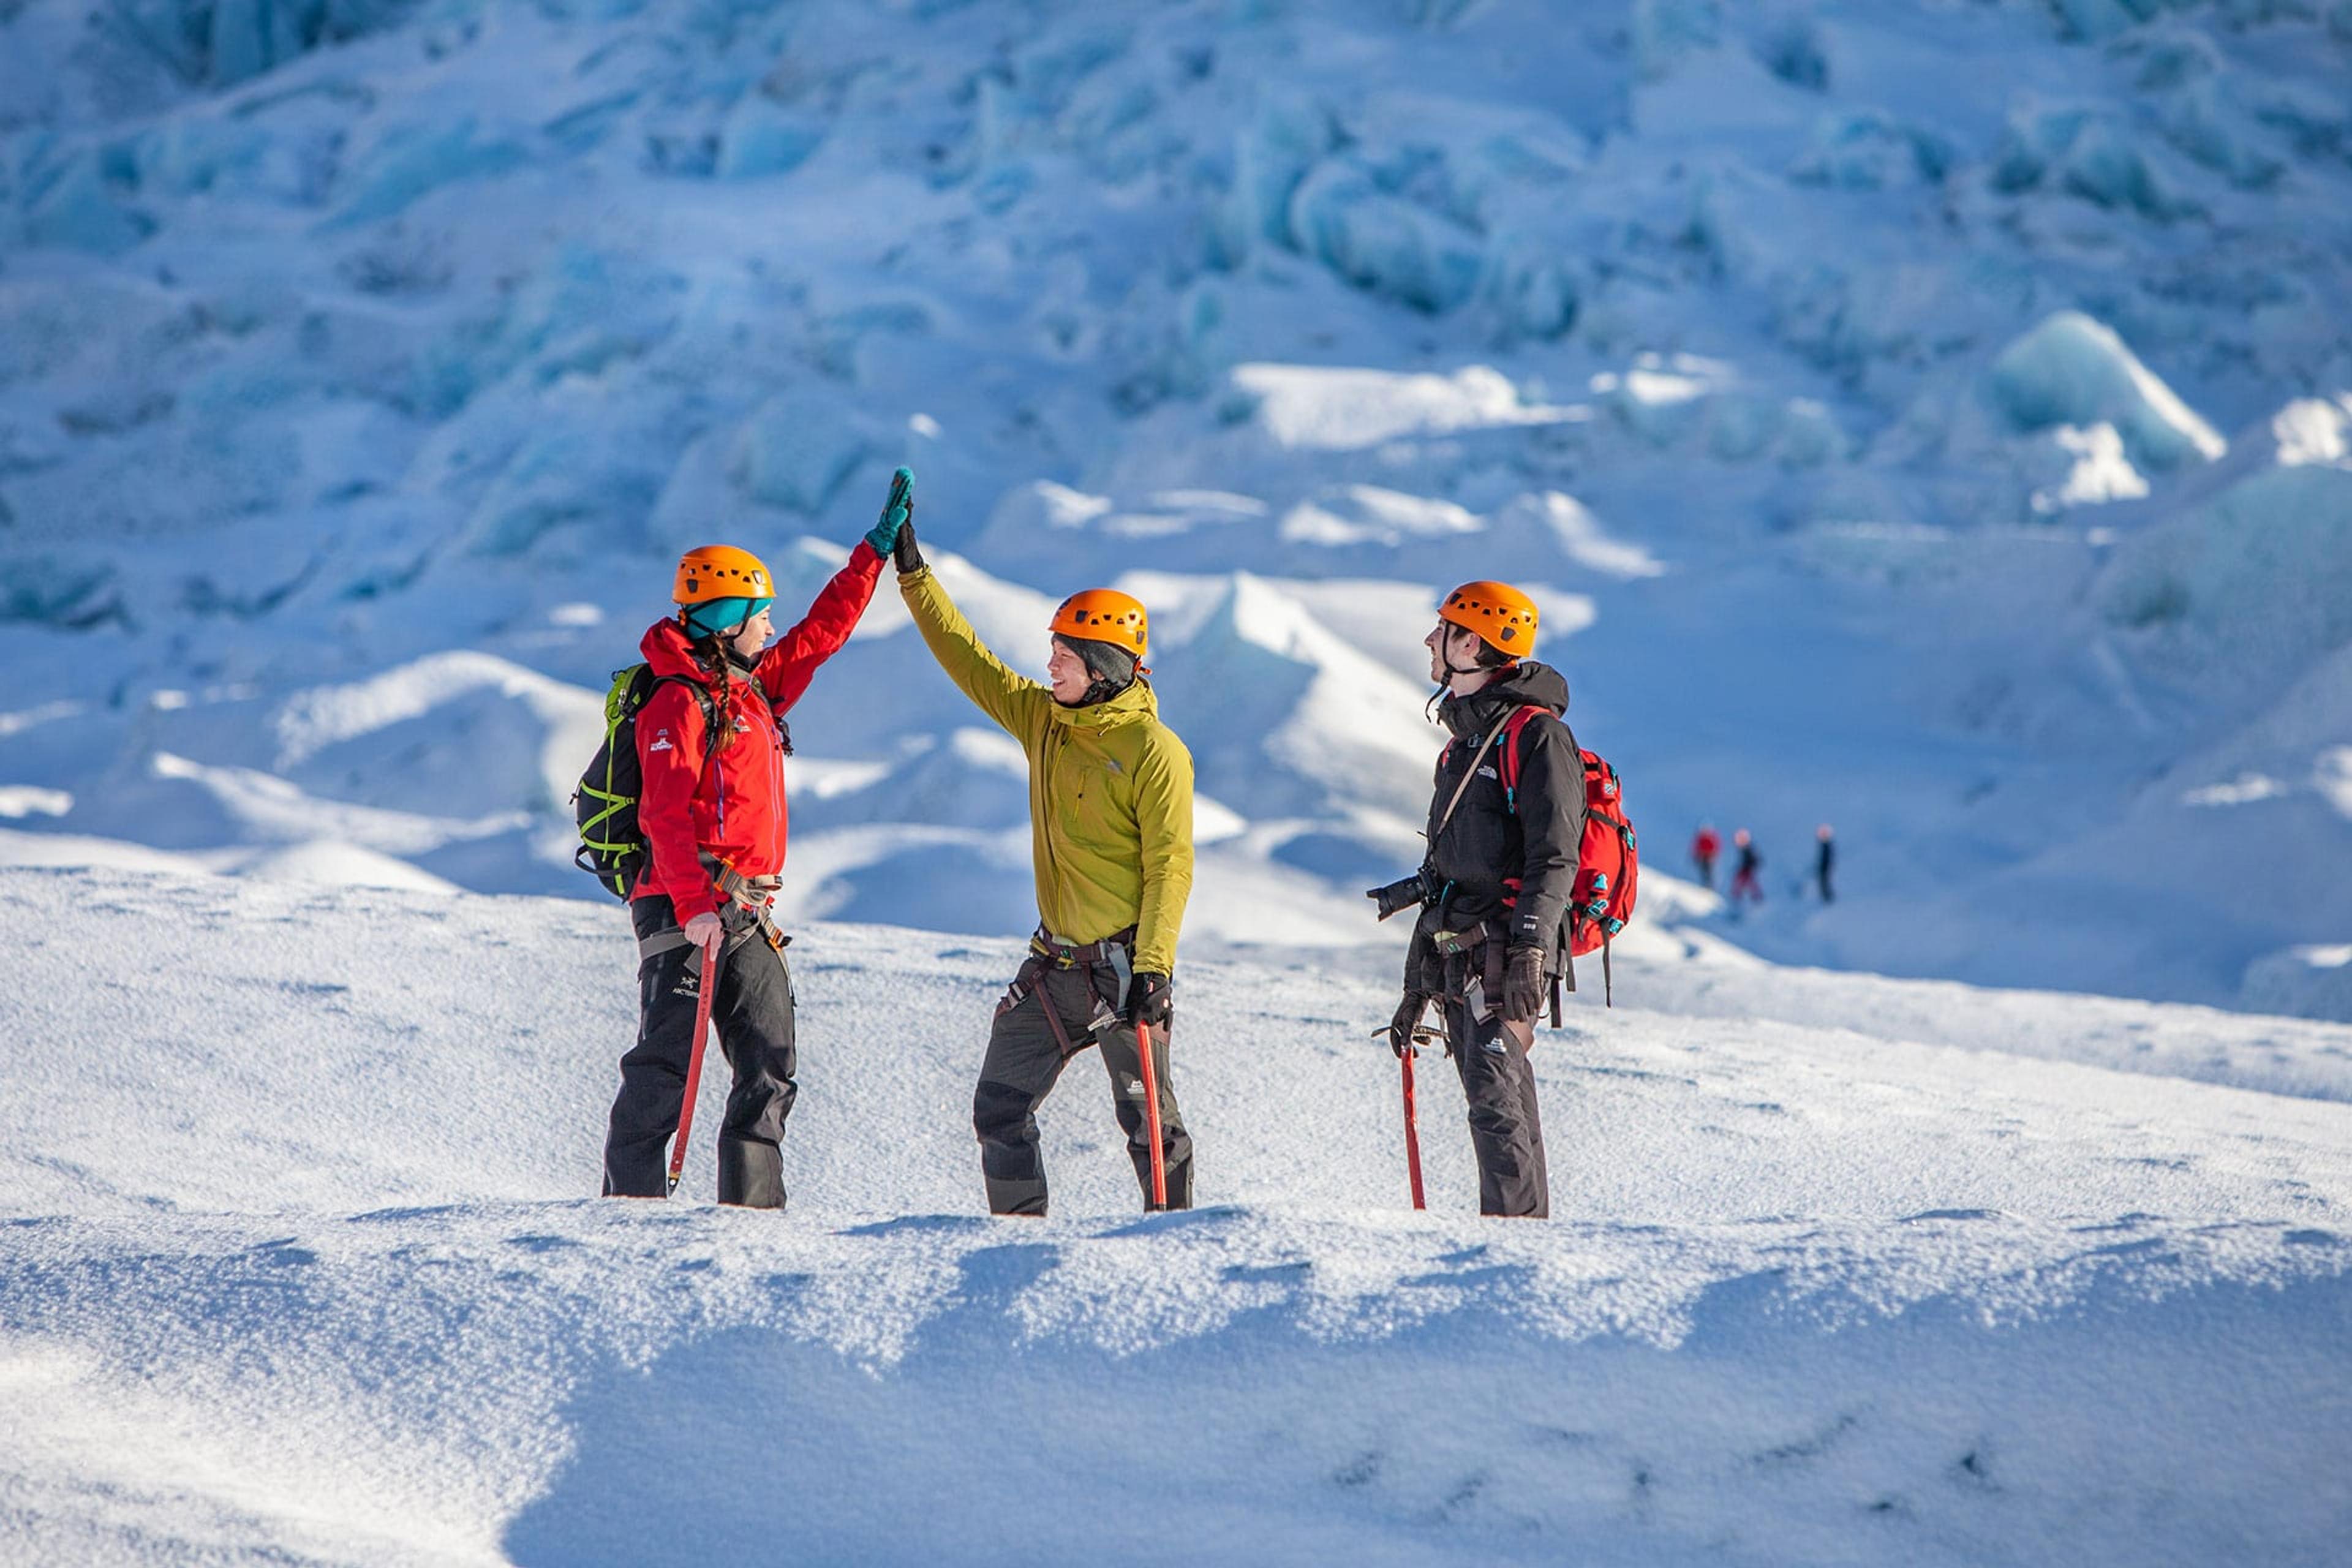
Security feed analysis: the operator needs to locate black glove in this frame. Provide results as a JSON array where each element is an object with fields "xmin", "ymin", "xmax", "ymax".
[
  {"xmin": 1125, "ymin": 970, "xmax": 1172, "ymax": 1028},
  {"xmin": 1499, "ymin": 944, "xmax": 1546, "ymax": 1024},
  {"xmin": 1386, "ymin": 991, "xmax": 1438, "ymax": 1058},
  {"xmin": 894, "ymin": 514, "xmax": 925, "ymax": 575}
]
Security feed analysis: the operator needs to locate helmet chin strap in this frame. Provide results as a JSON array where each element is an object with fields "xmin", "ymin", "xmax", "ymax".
[{"xmin": 1438, "ymin": 624, "xmax": 1496, "ymax": 682}]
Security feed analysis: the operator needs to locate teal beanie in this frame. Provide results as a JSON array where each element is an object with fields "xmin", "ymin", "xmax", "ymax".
[{"xmin": 682, "ymin": 595, "xmax": 772, "ymax": 636}]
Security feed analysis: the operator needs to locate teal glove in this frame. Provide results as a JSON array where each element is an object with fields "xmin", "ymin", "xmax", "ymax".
[{"xmin": 865, "ymin": 466, "xmax": 914, "ymax": 556}]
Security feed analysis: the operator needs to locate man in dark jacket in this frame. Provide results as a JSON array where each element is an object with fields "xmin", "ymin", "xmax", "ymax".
[{"xmin": 1380, "ymin": 580, "xmax": 1584, "ymax": 1218}]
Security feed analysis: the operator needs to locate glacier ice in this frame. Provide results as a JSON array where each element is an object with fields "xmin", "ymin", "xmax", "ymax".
[
  {"xmin": 732, "ymin": 388, "xmax": 875, "ymax": 516},
  {"xmin": 1988, "ymin": 312, "xmax": 2225, "ymax": 472}
]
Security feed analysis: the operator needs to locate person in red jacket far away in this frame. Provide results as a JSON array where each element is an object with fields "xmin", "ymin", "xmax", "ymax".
[
  {"xmin": 1690, "ymin": 822, "xmax": 1722, "ymax": 889},
  {"xmin": 600, "ymin": 486, "xmax": 905, "ymax": 1207}
]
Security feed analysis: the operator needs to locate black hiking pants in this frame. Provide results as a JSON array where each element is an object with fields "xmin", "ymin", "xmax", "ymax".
[
  {"xmin": 1443, "ymin": 942, "xmax": 1551, "ymax": 1219},
  {"xmin": 602, "ymin": 896, "xmax": 797, "ymax": 1207},
  {"xmin": 973, "ymin": 944, "xmax": 1192, "ymax": 1216}
]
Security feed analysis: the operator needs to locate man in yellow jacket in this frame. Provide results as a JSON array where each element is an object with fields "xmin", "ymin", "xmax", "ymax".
[{"xmin": 890, "ymin": 480, "xmax": 1196, "ymax": 1213}]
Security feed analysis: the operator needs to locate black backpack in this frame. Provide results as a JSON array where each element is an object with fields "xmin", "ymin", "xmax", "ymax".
[{"xmin": 571, "ymin": 665, "xmax": 721, "ymax": 899}]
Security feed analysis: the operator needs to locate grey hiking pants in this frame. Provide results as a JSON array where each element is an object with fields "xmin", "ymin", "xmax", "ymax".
[
  {"xmin": 602, "ymin": 895, "xmax": 797, "ymax": 1207},
  {"xmin": 973, "ymin": 941, "xmax": 1192, "ymax": 1216},
  {"xmin": 1444, "ymin": 940, "xmax": 1551, "ymax": 1219}
]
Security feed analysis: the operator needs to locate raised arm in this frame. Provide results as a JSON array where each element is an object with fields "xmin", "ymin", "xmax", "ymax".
[
  {"xmin": 756, "ymin": 540, "xmax": 884, "ymax": 715},
  {"xmin": 898, "ymin": 562, "xmax": 1050, "ymax": 742}
]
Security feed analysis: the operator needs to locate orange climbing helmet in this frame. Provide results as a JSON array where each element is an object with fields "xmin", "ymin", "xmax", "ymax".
[
  {"xmin": 673, "ymin": 545, "xmax": 773, "ymax": 605},
  {"xmin": 1438, "ymin": 579, "xmax": 1539, "ymax": 655},
  {"xmin": 1049, "ymin": 587, "xmax": 1148, "ymax": 658}
]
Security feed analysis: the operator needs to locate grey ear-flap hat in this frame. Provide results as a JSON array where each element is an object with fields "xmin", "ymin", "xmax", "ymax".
[{"xmin": 1055, "ymin": 633, "xmax": 1138, "ymax": 684}]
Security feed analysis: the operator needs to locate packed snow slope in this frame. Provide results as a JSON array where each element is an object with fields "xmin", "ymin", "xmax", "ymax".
[
  {"xmin": 2, "ymin": 864, "xmax": 2351, "ymax": 1565},
  {"xmin": 4, "ymin": 0, "xmax": 2352, "ymax": 1017}
]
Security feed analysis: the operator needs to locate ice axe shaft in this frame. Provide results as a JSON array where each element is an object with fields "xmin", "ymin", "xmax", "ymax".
[
  {"xmin": 666, "ymin": 943, "xmax": 718, "ymax": 1197},
  {"xmin": 1401, "ymin": 1046, "xmax": 1427, "ymax": 1211},
  {"xmin": 1136, "ymin": 1019, "xmax": 1168, "ymax": 1211}
]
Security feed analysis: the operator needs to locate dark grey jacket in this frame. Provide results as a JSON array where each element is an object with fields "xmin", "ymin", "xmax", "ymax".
[{"xmin": 1408, "ymin": 661, "xmax": 1585, "ymax": 986}]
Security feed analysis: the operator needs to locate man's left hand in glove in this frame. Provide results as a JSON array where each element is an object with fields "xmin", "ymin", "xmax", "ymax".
[
  {"xmin": 1499, "ymin": 944, "xmax": 1547, "ymax": 1024},
  {"xmin": 1125, "ymin": 971, "xmax": 1172, "ymax": 1028}
]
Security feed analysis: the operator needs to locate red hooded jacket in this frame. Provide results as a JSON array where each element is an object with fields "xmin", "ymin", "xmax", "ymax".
[{"xmin": 632, "ymin": 540, "xmax": 883, "ymax": 925}]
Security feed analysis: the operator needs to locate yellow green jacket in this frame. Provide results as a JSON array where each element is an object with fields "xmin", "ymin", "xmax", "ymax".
[{"xmin": 900, "ymin": 564, "xmax": 1194, "ymax": 974}]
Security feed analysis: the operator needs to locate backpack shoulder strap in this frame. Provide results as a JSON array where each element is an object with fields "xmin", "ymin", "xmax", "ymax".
[
  {"xmin": 1495, "ymin": 704, "xmax": 1553, "ymax": 811},
  {"xmin": 647, "ymin": 672, "xmax": 724, "ymax": 756},
  {"xmin": 1430, "ymin": 709, "xmax": 1517, "ymax": 841}
]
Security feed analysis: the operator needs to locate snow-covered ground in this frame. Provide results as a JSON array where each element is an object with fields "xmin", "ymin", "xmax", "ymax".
[
  {"xmin": 7, "ymin": 0, "xmax": 2352, "ymax": 1559},
  {"xmin": 2, "ymin": 864, "xmax": 2349, "ymax": 1565}
]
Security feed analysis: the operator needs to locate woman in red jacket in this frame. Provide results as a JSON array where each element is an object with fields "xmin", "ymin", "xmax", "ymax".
[{"xmin": 600, "ymin": 484, "xmax": 905, "ymax": 1207}]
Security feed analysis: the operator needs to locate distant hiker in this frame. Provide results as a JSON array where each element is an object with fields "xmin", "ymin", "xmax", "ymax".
[
  {"xmin": 891, "ymin": 489, "xmax": 1196, "ymax": 1215},
  {"xmin": 1815, "ymin": 823, "xmax": 1836, "ymax": 904},
  {"xmin": 1728, "ymin": 828, "xmax": 1763, "ymax": 910},
  {"xmin": 599, "ymin": 487, "xmax": 903, "ymax": 1207},
  {"xmin": 1690, "ymin": 822, "xmax": 1721, "ymax": 889},
  {"xmin": 1380, "ymin": 581, "xmax": 1582, "ymax": 1219}
]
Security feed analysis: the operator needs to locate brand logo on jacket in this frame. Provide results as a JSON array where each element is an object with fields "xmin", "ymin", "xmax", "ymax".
[{"xmin": 649, "ymin": 730, "xmax": 674, "ymax": 753}]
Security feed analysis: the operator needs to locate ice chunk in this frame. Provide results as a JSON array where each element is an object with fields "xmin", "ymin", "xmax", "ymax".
[
  {"xmin": 2272, "ymin": 396, "xmax": 2352, "ymax": 469},
  {"xmin": 210, "ymin": 0, "xmax": 314, "ymax": 88},
  {"xmin": 1991, "ymin": 104, "xmax": 2187, "ymax": 221},
  {"xmin": 461, "ymin": 420, "xmax": 665, "ymax": 557},
  {"xmin": 238, "ymin": 840, "xmax": 462, "ymax": 894},
  {"xmin": 325, "ymin": 116, "xmax": 527, "ymax": 230},
  {"xmin": 982, "ymin": 480, "xmax": 1115, "ymax": 543},
  {"xmin": 732, "ymin": 388, "xmax": 873, "ymax": 515},
  {"xmin": 21, "ymin": 148, "xmax": 153, "ymax": 255},
  {"xmin": 1223, "ymin": 94, "xmax": 1336, "ymax": 253},
  {"xmin": 2152, "ymin": 72, "xmax": 2285, "ymax": 189},
  {"xmin": 1229, "ymin": 363, "xmax": 1572, "ymax": 450},
  {"xmin": 1501, "ymin": 492, "xmax": 1667, "ymax": 580},
  {"xmin": 1789, "ymin": 110, "xmax": 1948, "ymax": 190},
  {"xmin": 2242, "ymin": 943, "xmax": 2352, "ymax": 1022},
  {"xmin": 717, "ymin": 93, "xmax": 824, "ymax": 179},
  {"xmin": 271, "ymin": 649, "xmax": 603, "ymax": 820},
  {"xmin": 809, "ymin": 729, "xmax": 1030, "ymax": 831},
  {"xmin": 1632, "ymin": 0, "xmax": 1721, "ymax": 81},
  {"xmin": 1987, "ymin": 312, "xmax": 2224, "ymax": 472},
  {"xmin": 1482, "ymin": 235, "xmax": 1578, "ymax": 341},
  {"xmin": 1156, "ymin": 574, "xmax": 1436, "ymax": 818},
  {"xmin": 1286, "ymin": 162, "xmax": 1483, "ymax": 316},
  {"xmin": 2029, "ymin": 424, "xmax": 2150, "ymax": 514},
  {"xmin": 2096, "ymin": 441, "xmax": 2352, "ymax": 693},
  {"xmin": 0, "ymin": 555, "xmax": 124, "ymax": 628},
  {"xmin": 0, "ymin": 787, "xmax": 70, "ymax": 820},
  {"xmin": 1277, "ymin": 486, "xmax": 1478, "ymax": 548},
  {"xmin": 2048, "ymin": 0, "xmax": 2155, "ymax": 42}
]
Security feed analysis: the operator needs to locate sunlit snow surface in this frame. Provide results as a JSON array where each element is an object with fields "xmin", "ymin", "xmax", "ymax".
[
  {"xmin": 5, "ymin": 1, "xmax": 2352, "ymax": 1558},
  {"xmin": 2, "ymin": 865, "xmax": 2349, "ymax": 1564}
]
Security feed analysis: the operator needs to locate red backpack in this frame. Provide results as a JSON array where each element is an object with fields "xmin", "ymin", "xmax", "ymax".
[{"xmin": 1496, "ymin": 706, "xmax": 1639, "ymax": 1006}]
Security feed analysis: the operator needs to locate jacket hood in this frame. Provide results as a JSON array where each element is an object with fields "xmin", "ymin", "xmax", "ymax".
[
  {"xmin": 1047, "ymin": 674, "xmax": 1159, "ymax": 731},
  {"xmin": 1439, "ymin": 659, "xmax": 1570, "ymax": 738},
  {"xmin": 640, "ymin": 617, "xmax": 725, "ymax": 683}
]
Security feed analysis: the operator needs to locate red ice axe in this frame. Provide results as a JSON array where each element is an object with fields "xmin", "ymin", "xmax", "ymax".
[
  {"xmin": 1400, "ymin": 1044, "xmax": 1427, "ymax": 1211},
  {"xmin": 1136, "ymin": 1019, "xmax": 1168, "ymax": 1211},
  {"xmin": 665, "ymin": 944, "xmax": 718, "ymax": 1197}
]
